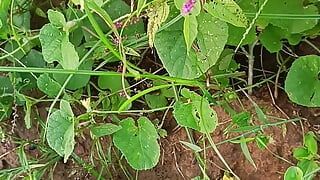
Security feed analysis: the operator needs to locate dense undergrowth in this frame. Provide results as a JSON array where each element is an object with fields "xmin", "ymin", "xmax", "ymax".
[{"xmin": 1, "ymin": 0, "xmax": 320, "ymax": 179}]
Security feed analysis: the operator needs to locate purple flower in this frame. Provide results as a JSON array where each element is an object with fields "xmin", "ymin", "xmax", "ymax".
[
  {"xmin": 114, "ymin": 21, "xmax": 123, "ymax": 29},
  {"xmin": 181, "ymin": 0, "xmax": 196, "ymax": 16}
]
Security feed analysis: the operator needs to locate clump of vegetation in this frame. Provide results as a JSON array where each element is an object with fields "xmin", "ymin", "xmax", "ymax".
[{"xmin": 0, "ymin": 0, "xmax": 320, "ymax": 179}]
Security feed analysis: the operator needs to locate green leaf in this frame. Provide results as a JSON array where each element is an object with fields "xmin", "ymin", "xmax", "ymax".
[
  {"xmin": 37, "ymin": 73, "xmax": 62, "ymax": 97},
  {"xmin": 154, "ymin": 12, "xmax": 228, "ymax": 79},
  {"xmin": 113, "ymin": 117, "xmax": 160, "ymax": 170},
  {"xmin": 47, "ymin": 9, "xmax": 66, "ymax": 28},
  {"xmin": 173, "ymin": 88, "xmax": 218, "ymax": 133},
  {"xmin": 0, "ymin": 76, "xmax": 13, "ymax": 94},
  {"xmin": 196, "ymin": 13, "xmax": 228, "ymax": 69},
  {"xmin": 304, "ymin": 132, "xmax": 318, "ymax": 155},
  {"xmin": 183, "ymin": 15, "xmax": 198, "ymax": 53},
  {"xmin": 227, "ymin": 24, "xmax": 256, "ymax": 46},
  {"xmin": 254, "ymin": 104, "xmax": 269, "ymax": 124},
  {"xmin": 46, "ymin": 110, "xmax": 74, "ymax": 157},
  {"xmin": 258, "ymin": 0, "xmax": 318, "ymax": 33},
  {"xmin": 293, "ymin": 147, "xmax": 311, "ymax": 160},
  {"xmin": 90, "ymin": 123, "xmax": 122, "ymax": 137},
  {"xmin": 203, "ymin": 1, "xmax": 248, "ymax": 27},
  {"xmin": 60, "ymin": 99, "xmax": 74, "ymax": 117},
  {"xmin": 98, "ymin": 75, "xmax": 130, "ymax": 93},
  {"xmin": 231, "ymin": 112, "xmax": 250, "ymax": 127},
  {"xmin": 180, "ymin": 141, "xmax": 202, "ymax": 152},
  {"xmin": 39, "ymin": 24, "xmax": 63, "ymax": 63},
  {"xmin": 53, "ymin": 60, "xmax": 93, "ymax": 90},
  {"xmin": 284, "ymin": 166, "xmax": 303, "ymax": 180},
  {"xmin": 145, "ymin": 94, "xmax": 168, "ymax": 109},
  {"xmin": 255, "ymin": 135, "xmax": 269, "ymax": 149},
  {"xmin": 0, "ymin": 95, "xmax": 13, "ymax": 122},
  {"xmin": 297, "ymin": 160, "xmax": 319, "ymax": 180},
  {"xmin": 62, "ymin": 121, "xmax": 75, "ymax": 163},
  {"xmin": 259, "ymin": 24, "xmax": 284, "ymax": 53},
  {"xmin": 285, "ymin": 55, "xmax": 320, "ymax": 107},
  {"xmin": 60, "ymin": 36, "xmax": 79, "ymax": 70},
  {"xmin": 24, "ymin": 99, "xmax": 32, "ymax": 129},
  {"xmin": 240, "ymin": 137, "xmax": 257, "ymax": 169}
]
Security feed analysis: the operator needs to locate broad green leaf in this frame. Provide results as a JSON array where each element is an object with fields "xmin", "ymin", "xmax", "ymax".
[
  {"xmin": 155, "ymin": 12, "xmax": 228, "ymax": 79},
  {"xmin": 12, "ymin": 7, "xmax": 30, "ymax": 31},
  {"xmin": 39, "ymin": 24, "xmax": 63, "ymax": 63},
  {"xmin": 154, "ymin": 23, "xmax": 200, "ymax": 78},
  {"xmin": 60, "ymin": 99, "xmax": 74, "ymax": 117},
  {"xmin": 196, "ymin": 13, "xmax": 228, "ymax": 69},
  {"xmin": 60, "ymin": 36, "xmax": 79, "ymax": 70},
  {"xmin": 203, "ymin": 1, "xmax": 248, "ymax": 27},
  {"xmin": 226, "ymin": 24, "xmax": 256, "ymax": 46},
  {"xmin": 284, "ymin": 166, "xmax": 303, "ymax": 180},
  {"xmin": 37, "ymin": 73, "xmax": 62, "ymax": 97},
  {"xmin": 240, "ymin": 137, "xmax": 257, "ymax": 169},
  {"xmin": 0, "ymin": 0, "xmax": 11, "ymax": 39},
  {"xmin": 259, "ymin": 24, "xmax": 284, "ymax": 53},
  {"xmin": 90, "ymin": 123, "xmax": 122, "ymax": 137},
  {"xmin": 285, "ymin": 55, "xmax": 320, "ymax": 107},
  {"xmin": 304, "ymin": 132, "xmax": 318, "ymax": 155},
  {"xmin": 98, "ymin": 75, "xmax": 130, "ymax": 93},
  {"xmin": 53, "ymin": 60, "xmax": 93, "ymax": 90},
  {"xmin": 47, "ymin": 110, "xmax": 73, "ymax": 157},
  {"xmin": 47, "ymin": 9, "xmax": 66, "ymax": 27},
  {"xmin": 19, "ymin": 50, "xmax": 46, "ymax": 89},
  {"xmin": 297, "ymin": 160, "xmax": 319, "ymax": 180},
  {"xmin": 173, "ymin": 88, "xmax": 218, "ymax": 133},
  {"xmin": 145, "ymin": 94, "xmax": 168, "ymax": 109},
  {"xmin": 180, "ymin": 141, "xmax": 202, "ymax": 152},
  {"xmin": 98, "ymin": 75, "xmax": 131, "ymax": 110},
  {"xmin": 147, "ymin": 0, "xmax": 170, "ymax": 47},
  {"xmin": 258, "ymin": 0, "xmax": 318, "ymax": 33},
  {"xmin": 293, "ymin": 147, "xmax": 311, "ymax": 160},
  {"xmin": 113, "ymin": 117, "xmax": 160, "ymax": 170},
  {"xmin": 183, "ymin": 15, "xmax": 198, "ymax": 53},
  {"xmin": 0, "ymin": 77, "xmax": 13, "ymax": 94},
  {"xmin": 62, "ymin": 121, "xmax": 75, "ymax": 163}
]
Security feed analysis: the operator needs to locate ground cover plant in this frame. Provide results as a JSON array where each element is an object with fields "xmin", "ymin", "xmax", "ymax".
[{"xmin": 1, "ymin": 0, "xmax": 320, "ymax": 179}]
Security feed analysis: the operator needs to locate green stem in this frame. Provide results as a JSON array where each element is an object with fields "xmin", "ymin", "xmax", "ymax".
[
  {"xmin": 118, "ymin": 84, "xmax": 179, "ymax": 111},
  {"xmin": 84, "ymin": 3, "xmax": 121, "ymax": 60}
]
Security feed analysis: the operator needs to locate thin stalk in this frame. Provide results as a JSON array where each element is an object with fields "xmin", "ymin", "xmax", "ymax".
[{"xmin": 247, "ymin": 40, "xmax": 259, "ymax": 95}]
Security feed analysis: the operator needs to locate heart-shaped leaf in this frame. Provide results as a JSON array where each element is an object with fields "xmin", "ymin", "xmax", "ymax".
[
  {"xmin": 113, "ymin": 117, "xmax": 160, "ymax": 170},
  {"xmin": 154, "ymin": 12, "xmax": 228, "ymax": 79},
  {"xmin": 39, "ymin": 24, "xmax": 63, "ymax": 63}
]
